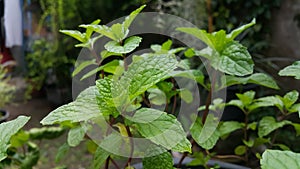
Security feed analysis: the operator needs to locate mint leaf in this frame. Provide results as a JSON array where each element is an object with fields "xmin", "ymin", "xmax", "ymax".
[
  {"xmin": 143, "ymin": 147, "xmax": 173, "ymax": 169},
  {"xmin": 119, "ymin": 53, "xmax": 178, "ymax": 100},
  {"xmin": 123, "ymin": 5, "xmax": 146, "ymax": 32},
  {"xmin": 258, "ymin": 116, "xmax": 292, "ymax": 137},
  {"xmin": 55, "ymin": 143, "xmax": 70, "ymax": 163},
  {"xmin": 91, "ymin": 147, "xmax": 110, "ymax": 169},
  {"xmin": 218, "ymin": 121, "xmax": 244, "ymax": 137},
  {"xmin": 60, "ymin": 30, "xmax": 85, "ymax": 42},
  {"xmin": 41, "ymin": 86, "xmax": 100, "ymax": 125},
  {"xmin": 0, "ymin": 116, "xmax": 30, "ymax": 161},
  {"xmin": 72, "ymin": 60, "xmax": 96, "ymax": 77},
  {"xmin": 190, "ymin": 116, "xmax": 219, "ymax": 150},
  {"xmin": 283, "ymin": 90, "xmax": 299, "ymax": 109},
  {"xmin": 96, "ymin": 78, "xmax": 119, "ymax": 117},
  {"xmin": 67, "ymin": 126, "xmax": 86, "ymax": 147},
  {"xmin": 227, "ymin": 18, "xmax": 256, "ymax": 40},
  {"xmin": 219, "ymin": 41, "xmax": 254, "ymax": 76},
  {"xmin": 279, "ymin": 61, "xmax": 300, "ymax": 79},
  {"xmin": 104, "ymin": 36, "xmax": 142, "ymax": 54},
  {"xmin": 261, "ymin": 150, "xmax": 300, "ymax": 169},
  {"xmin": 224, "ymin": 73, "xmax": 279, "ymax": 89},
  {"xmin": 130, "ymin": 108, "xmax": 191, "ymax": 152}
]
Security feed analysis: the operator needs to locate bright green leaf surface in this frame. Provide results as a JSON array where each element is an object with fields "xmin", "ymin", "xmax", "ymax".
[
  {"xmin": 279, "ymin": 61, "xmax": 300, "ymax": 79},
  {"xmin": 119, "ymin": 53, "xmax": 178, "ymax": 100},
  {"xmin": 67, "ymin": 126, "xmax": 86, "ymax": 147},
  {"xmin": 41, "ymin": 86, "xmax": 100, "ymax": 125},
  {"xmin": 258, "ymin": 116, "xmax": 291, "ymax": 137},
  {"xmin": 219, "ymin": 41, "xmax": 254, "ymax": 76},
  {"xmin": 0, "ymin": 116, "xmax": 30, "ymax": 161},
  {"xmin": 130, "ymin": 108, "xmax": 191, "ymax": 152},
  {"xmin": 224, "ymin": 73, "xmax": 279, "ymax": 89},
  {"xmin": 218, "ymin": 121, "xmax": 243, "ymax": 137},
  {"xmin": 105, "ymin": 36, "xmax": 142, "ymax": 54},
  {"xmin": 227, "ymin": 18, "xmax": 256, "ymax": 40},
  {"xmin": 190, "ymin": 116, "xmax": 219, "ymax": 150},
  {"xmin": 261, "ymin": 150, "xmax": 300, "ymax": 169}
]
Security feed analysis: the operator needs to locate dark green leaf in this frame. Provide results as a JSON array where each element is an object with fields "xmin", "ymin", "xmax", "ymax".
[
  {"xmin": 143, "ymin": 147, "xmax": 173, "ymax": 169},
  {"xmin": 234, "ymin": 145, "xmax": 246, "ymax": 155},
  {"xmin": 258, "ymin": 116, "xmax": 291, "ymax": 137},
  {"xmin": 218, "ymin": 121, "xmax": 243, "ymax": 137}
]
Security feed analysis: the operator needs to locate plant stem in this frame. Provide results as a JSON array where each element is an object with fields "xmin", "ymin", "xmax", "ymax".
[
  {"xmin": 124, "ymin": 125, "xmax": 134, "ymax": 168},
  {"xmin": 177, "ymin": 139, "xmax": 195, "ymax": 168},
  {"xmin": 105, "ymin": 156, "xmax": 110, "ymax": 169},
  {"xmin": 206, "ymin": 0, "xmax": 213, "ymax": 33}
]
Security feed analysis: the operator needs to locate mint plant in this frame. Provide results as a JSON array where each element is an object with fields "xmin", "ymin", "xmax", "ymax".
[{"xmin": 40, "ymin": 6, "xmax": 287, "ymax": 168}]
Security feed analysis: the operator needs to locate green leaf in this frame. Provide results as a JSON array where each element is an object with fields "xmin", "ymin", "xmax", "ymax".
[
  {"xmin": 111, "ymin": 23, "xmax": 127, "ymax": 41},
  {"xmin": 80, "ymin": 24, "xmax": 117, "ymax": 41},
  {"xmin": 91, "ymin": 146, "xmax": 110, "ymax": 169},
  {"xmin": 184, "ymin": 48, "xmax": 195, "ymax": 58},
  {"xmin": 104, "ymin": 36, "xmax": 142, "ymax": 54},
  {"xmin": 29, "ymin": 127, "xmax": 65, "ymax": 140},
  {"xmin": 234, "ymin": 145, "xmax": 246, "ymax": 155},
  {"xmin": 261, "ymin": 150, "xmax": 300, "ymax": 169},
  {"xmin": 80, "ymin": 60, "xmax": 120, "ymax": 81},
  {"xmin": 0, "ymin": 116, "xmax": 30, "ymax": 161},
  {"xmin": 143, "ymin": 148, "xmax": 173, "ymax": 169},
  {"xmin": 161, "ymin": 39, "xmax": 172, "ymax": 50},
  {"xmin": 258, "ymin": 116, "xmax": 292, "ymax": 137},
  {"xmin": 179, "ymin": 88, "xmax": 193, "ymax": 103},
  {"xmin": 130, "ymin": 108, "xmax": 191, "ymax": 152},
  {"xmin": 20, "ymin": 142, "xmax": 40, "ymax": 169},
  {"xmin": 219, "ymin": 41, "xmax": 254, "ymax": 76},
  {"xmin": 176, "ymin": 28, "xmax": 214, "ymax": 49},
  {"xmin": 119, "ymin": 53, "xmax": 178, "ymax": 100},
  {"xmin": 55, "ymin": 143, "xmax": 70, "ymax": 163},
  {"xmin": 279, "ymin": 61, "xmax": 300, "ymax": 79},
  {"xmin": 218, "ymin": 121, "xmax": 244, "ymax": 137},
  {"xmin": 75, "ymin": 35, "xmax": 102, "ymax": 49},
  {"xmin": 283, "ymin": 90, "xmax": 299, "ymax": 109},
  {"xmin": 60, "ymin": 30, "xmax": 86, "ymax": 42},
  {"xmin": 10, "ymin": 130, "xmax": 29, "ymax": 148},
  {"xmin": 100, "ymin": 50, "xmax": 123, "ymax": 60},
  {"xmin": 224, "ymin": 73, "xmax": 279, "ymax": 89},
  {"xmin": 190, "ymin": 116, "xmax": 219, "ymax": 150},
  {"xmin": 67, "ymin": 126, "xmax": 87, "ymax": 147},
  {"xmin": 250, "ymin": 96, "xmax": 283, "ymax": 112},
  {"xmin": 292, "ymin": 123, "xmax": 300, "ymax": 136},
  {"xmin": 227, "ymin": 18, "xmax": 256, "ymax": 41},
  {"xmin": 170, "ymin": 70, "xmax": 205, "ymax": 87},
  {"xmin": 72, "ymin": 60, "xmax": 96, "ymax": 77},
  {"xmin": 236, "ymin": 91, "xmax": 256, "ymax": 107},
  {"xmin": 96, "ymin": 78, "xmax": 119, "ymax": 117},
  {"xmin": 122, "ymin": 5, "xmax": 146, "ymax": 32},
  {"xmin": 41, "ymin": 86, "xmax": 100, "ymax": 125},
  {"xmin": 147, "ymin": 88, "xmax": 167, "ymax": 105}
]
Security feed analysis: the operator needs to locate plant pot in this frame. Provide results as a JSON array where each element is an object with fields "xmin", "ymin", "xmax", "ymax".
[
  {"xmin": 132, "ymin": 157, "xmax": 250, "ymax": 169},
  {"xmin": 0, "ymin": 109, "xmax": 9, "ymax": 123}
]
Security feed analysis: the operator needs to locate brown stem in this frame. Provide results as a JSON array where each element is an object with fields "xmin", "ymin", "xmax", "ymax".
[
  {"xmin": 214, "ymin": 154, "xmax": 246, "ymax": 161},
  {"xmin": 177, "ymin": 139, "xmax": 195, "ymax": 168},
  {"xmin": 105, "ymin": 156, "xmax": 110, "ymax": 169},
  {"xmin": 206, "ymin": 0, "xmax": 213, "ymax": 33},
  {"xmin": 124, "ymin": 125, "xmax": 134, "ymax": 168},
  {"xmin": 111, "ymin": 158, "xmax": 121, "ymax": 169}
]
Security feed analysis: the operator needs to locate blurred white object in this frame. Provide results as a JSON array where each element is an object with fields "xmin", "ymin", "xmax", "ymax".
[{"xmin": 4, "ymin": 0, "xmax": 23, "ymax": 47}]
